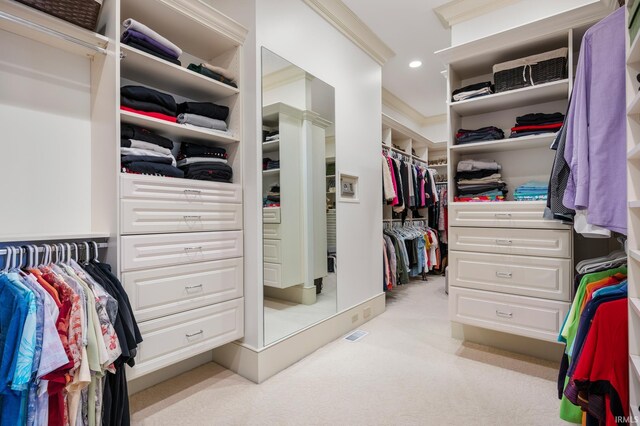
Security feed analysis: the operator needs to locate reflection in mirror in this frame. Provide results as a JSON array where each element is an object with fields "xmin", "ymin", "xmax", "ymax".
[{"xmin": 261, "ymin": 48, "xmax": 337, "ymax": 346}]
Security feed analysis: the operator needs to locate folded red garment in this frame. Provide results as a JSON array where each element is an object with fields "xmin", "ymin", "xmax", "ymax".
[
  {"xmin": 121, "ymin": 106, "xmax": 177, "ymax": 123},
  {"xmin": 511, "ymin": 122, "xmax": 562, "ymax": 132}
]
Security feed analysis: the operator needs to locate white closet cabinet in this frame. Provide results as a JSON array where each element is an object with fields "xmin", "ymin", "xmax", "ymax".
[
  {"xmin": 436, "ymin": 30, "xmax": 577, "ymax": 343},
  {"xmin": 626, "ymin": 1, "xmax": 640, "ymax": 418},
  {"xmin": 115, "ymin": 0, "xmax": 247, "ymax": 379}
]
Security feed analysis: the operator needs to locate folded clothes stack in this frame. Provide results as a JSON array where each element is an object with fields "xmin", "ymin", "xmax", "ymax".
[
  {"xmin": 454, "ymin": 159, "xmax": 507, "ymax": 202},
  {"xmin": 121, "ymin": 85, "xmax": 177, "ymax": 122},
  {"xmin": 178, "ymin": 143, "xmax": 233, "ymax": 183},
  {"xmin": 509, "ymin": 112, "xmax": 564, "ymax": 138},
  {"xmin": 120, "ymin": 123, "xmax": 183, "ymax": 178},
  {"xmin": 176, "ymin": 101, "xmax": 230, "ymax": 132},
  {"xmin": 262, "ymin": 158, "xmax": 280, "ymax": 170},
  {"xmin": 514, "ymin": 180, "xmax": 548, "ymax": 201},
  {"xmin": 455, "ymin": 126, "xmax": 504, "ymax": 144},
  {"xmin": 451, "ymin": 82, "xmax": 493, "ymax": 102},
  {"xmin": 187, "ymin": 63, "xmax": 237, "ymax": 88},
  {"xmin": 264, "ymin": 131, "xmax": 279, "ymax": 143},
  {"xmin": 264, "ymin": 184, "xmax": 280, "ymax": 207},
  {"xmin": 121, "ymin": 19, "xmax": 182, "ymax": 65}
]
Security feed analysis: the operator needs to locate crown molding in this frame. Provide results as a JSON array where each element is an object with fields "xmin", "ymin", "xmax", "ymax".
[
  {"xmin": 262, "ymin": 65, "xmax": 311, "ymax": 92},
  {"xmin": 302, "ymin": 0, "xmax": 395, "ymax": 65},
  {"xmin": 382, "ymin": 113, "xmax": 435, "ymax": 148},
  {"xmin": 382, "ymin": 88, "xmax": 446, "ymax": 128},
  {"xmin": 433, "ymin": 0, "xmax": 519, "ymax": 29},
  {"xmin": 164, "ymin": 0, "xmax": 248, "ymax": 44}
]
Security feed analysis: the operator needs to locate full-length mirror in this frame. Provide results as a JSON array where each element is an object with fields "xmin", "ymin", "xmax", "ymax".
[{"xmin": 261, "ymin": 48, "xmax": 337, "ymax": 346}]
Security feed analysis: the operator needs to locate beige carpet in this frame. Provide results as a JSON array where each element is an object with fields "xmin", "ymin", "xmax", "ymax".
[{"xmin": 131, "ymin": 277, "xmax": 570, "ymax": 425}]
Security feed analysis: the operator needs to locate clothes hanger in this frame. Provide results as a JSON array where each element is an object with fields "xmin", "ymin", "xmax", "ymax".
[{"xmin": 92, "ymin": 241, "xmax": 100, "ymax": 263}]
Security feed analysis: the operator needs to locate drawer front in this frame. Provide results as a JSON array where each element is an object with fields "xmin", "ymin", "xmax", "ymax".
[
  {"xmin": 123, "ymin": 258, "xmax": 243, "ymax": 322},
  {"xmin": 449, "ymin": 227, "xmax": 571, "ymax": 258},
  {"xmin": 120, "ymin": 174, "xmax": 242, "ymax": 203},
  {"xmin": 449, "ymin": 286, "xmax": 570, "ymax": 342},
  {"xmin": 449, "ymin": 251, "xmax": 571, "ymax": 301},
  {"xmin": 263, "ymin": 207, "xmax": 281, "ymax": 224},
  {"xmin": 121, "ymin": 199, "xmax": 243, "ymax": 234},
  {"xmin": 128, "ymin": 298, "xmax": 244, "ymax": 379},
  {"xmin": 263, "ymin": 239, "xmax": 282, "ymax": 264},
  {"xmin": 263, "ymin": 224, "xmax": 282, "ymax": 239},
  {"xmin": 264, "ymin": 262, "xmax": 282, "ymax": 288},
  {"xmin": 121, "ymin": 231, "xmax": 243, "ymax": 271},
  {"xmin": 449, "ymin": 202, "xmax": 569, "ymax": 229}
]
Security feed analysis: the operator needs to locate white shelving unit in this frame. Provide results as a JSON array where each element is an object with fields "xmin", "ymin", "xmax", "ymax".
[
  {"xmin": 435, "ymin": 25, "xmax": 578, "ymax": 344},
  {"xmin": 627, "ymin": 0, "xmax": 640, "ymax": 416}
]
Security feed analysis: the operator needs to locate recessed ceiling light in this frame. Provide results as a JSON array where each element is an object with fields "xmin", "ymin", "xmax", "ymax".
[{"xmin": 409, "ymin": 60, "xmax": 422, "ymax": 68}]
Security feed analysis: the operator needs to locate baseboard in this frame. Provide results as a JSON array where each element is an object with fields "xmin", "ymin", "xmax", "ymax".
[
  {"xmin": 213, "ymin": 292, "xmax": 386, "ymax": 383},
  {"xmin": 451, "ymin": 322, "xmax": 564, "ymax": 362},
  {"xmin": 263, "ymin": 283, "xmax": 317, "ymax": 305},
  {"xmin": 127, "ymin": 351, "xmax": 214, "ymax": 395}
]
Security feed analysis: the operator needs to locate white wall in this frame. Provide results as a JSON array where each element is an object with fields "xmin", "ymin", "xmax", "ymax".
[
  {"xmin": 451, "ymin": 0, "xmax": 600, "ymax": 45},
  {"xmin": 209, "ymin": 0, "xmax": 383, "ymax": 349},
  {"xmin": 421, "ymin": 120, "xmax": 447, "ymax": 143}
]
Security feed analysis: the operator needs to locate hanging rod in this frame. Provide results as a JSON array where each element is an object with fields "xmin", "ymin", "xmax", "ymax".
[
  {"xmin": 383, "ymin": 218, "xmax": 425, "ymax": 221},
  {"xmin": 0, "ymin": 242, "xmax": 108, "ymax": 256},
  {"xmin": 0, "ymin": 11, "xmax": 108, "ymax": 55}
]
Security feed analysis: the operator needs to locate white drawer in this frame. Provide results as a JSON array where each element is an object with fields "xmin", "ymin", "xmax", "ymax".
[
  {"xmin": 121, "ymin": 231, "xmax": 243, "ymax": 271},
  {"xmin": 263, "ymin": 207, "xmax": 281, "ymax": 224},
  {"xmin": 128, "ymin": 298, "xmax": 244, "ymax": 379},
  {"xmin": 120, "ymin": 174, "xmax": 242, "ymax": 203},
  {"xmin": 123, "ymin": 258, "xmax": 243, "ymax": 322},
  {"xmin": 449, "ymin": 202, "xmax": 569, "ymax": 229},
  {"xmin": 449, "ymin": 286, "xmax": 570, "ymax": 342},
  {"xmin": 264, "ymin": 262, "xmax": 282, "ymax": 287},
  {"xmin": 449, "ymin": 227, "xmax": 571, "ymax": 258},
  {"xmin": 263, "ymin": 224, "xmax": 281, "ymax": 239},
  {"xmin": 449, "ymin": 251, "xmax": 572, "ymax": 301},
  {"xmin": 263, "ymin": 239, "xmax": 282, "ymax": 264},
  {"xmin": 121, "ymin": 199, "xmax": 243, "ymax": 234}
]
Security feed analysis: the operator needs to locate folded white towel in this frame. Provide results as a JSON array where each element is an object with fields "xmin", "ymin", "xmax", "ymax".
[
  {"xmin": 122, "ymin": 18, "xmax": 183, "ymax": 58},
  {"xmin": 201, "ymin": 63, "xmax": 236, "ymax": 81}
]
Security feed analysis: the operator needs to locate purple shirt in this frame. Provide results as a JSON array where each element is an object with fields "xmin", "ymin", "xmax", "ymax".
[{"xmin": 563, "ymin": 7, "xmax": 627, "ymax": 235}]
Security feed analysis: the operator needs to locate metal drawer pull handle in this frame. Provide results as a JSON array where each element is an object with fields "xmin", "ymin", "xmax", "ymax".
[
  {"xmin": 496, "ymin": 310, "xmax": 513, "ymax": 318},
  {"xmin": 184, "ymin": 246, "xmax": 203, "ymax": 253},
  {"xmin": 186, "ymin": 330, "xmax": 204, "ymax": 338},
  {"xmin": 185, "ymin": 284, "xmax": 203, "ymax": 292},
  {"xmin": 184, "ymin": 215, "xmax": 202, "ymax": 220},
  {"xmin": 495, "ymin": 213, "xmax": 512, "ymax": 218},
  {"xmin": 495, "ymin": 239, "xmax": 512, "ymax": 245},
  {"xmin": 496, "ymin": 271, "xmax": 512, "ymax": 278},
  {"xmin": 183, "ymin": 189, "xmax": 202, "ymax": 195}
]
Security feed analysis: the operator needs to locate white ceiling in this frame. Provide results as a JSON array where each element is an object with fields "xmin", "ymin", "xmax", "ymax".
[{"xmin": 342, "ymin": 0, "xmax": 452, "ymax": 118}]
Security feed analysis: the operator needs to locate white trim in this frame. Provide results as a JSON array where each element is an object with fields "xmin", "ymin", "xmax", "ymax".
[
  {"xmin": 382, "ymin": 88, "xmax": 426, "ymax": 127},
  {"xmin": 302, "ymin": 0, "xmax": 395, "ymax": 65},
  {"xmin": 435, "ymin": 1, "xmax": 615, "ymax": 64},
  {"xmin": 212, "ymin": 293, "xmax": 386, "ymax": 383},
  {"xmin": 382, "ymin": 113, "xmax": 436, "ymax": 148},
  {"xmin": 433, "ymin": 0, "xmax": 519, "ymax": 29},
  {"xmin": 162, "ymin": 0, "xmax": 248, "ymax": 45},
  {"xmin": 262, "ymin": 65, "xmax": 309, "ymax": 92}
]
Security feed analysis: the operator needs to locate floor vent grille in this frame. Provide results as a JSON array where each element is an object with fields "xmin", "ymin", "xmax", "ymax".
[{"xmin": 344, "ymin": 330, "xmax": 368, "ymax": 342}]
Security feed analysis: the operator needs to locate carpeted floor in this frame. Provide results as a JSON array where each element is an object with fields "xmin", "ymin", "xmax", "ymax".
[{"xmin": 130, "ymin": 277, "xmax": 569, "ymax": 425}]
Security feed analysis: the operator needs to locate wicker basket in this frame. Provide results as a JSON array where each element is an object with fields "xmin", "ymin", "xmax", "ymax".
[
  {"xmin": 493, "ymin": 48, "xmax": 568, "ymax": 93},
  {"xmin": 16, "ymin": 0, "xmax": 102, "ymax": 31}
]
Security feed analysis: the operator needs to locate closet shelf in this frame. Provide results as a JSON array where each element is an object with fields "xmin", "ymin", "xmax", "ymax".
[
  {"xmin": 0, "ymin": 3, "xmax": 108, "ymax": 58},
  {"xmin": 429, "ymin": 163, "xmax": 448, "ymax": 168},
  {"xmin": 628, "ymin": 90, "xmax": 640, "ymax": 116},
  {"xmin": 629, "ymin": 200, "xmax": 640, "ymax": 208},
  {"xmin": 263, "ymin": 169, "xmax": 280, "ymax": 176},
  {"xmin": 450, "ymin": 133, "xmax": 556, "ymax": 155},
  {"xmin": 450, "ymin": 200, "xmax": 546, "ymax": 206},
  {"xmin": 449, "ymin": 80, "xmax": 569, "ymax": 116},
  {"xmin": 120, "ymin": 110, "xmax": 239, "ymax": 146},
  {"xmin": 631, "ymin": 298, "xmax": 640, "ymax": 320},
  {"xmin": 631, "ymin": 355, "xmax": 640, "ymax": 382},
  {"xmin": 0, "ymin": 232, "xmax": 110, "ymax": 243},
  {"xmin": 630, "ymin": 249, "xmax": 640, "ymax": 263},
  {"xmin": 326, "ymin": 175, "xmax": 336, "ymax": 178},
  {"xmin": 262, "ymin": 140, "xmax": 279, "ymax": 153},
  {"xmin": 120, "ymin": 45, "xmax": 239, "ymax": 102},
  {"xmin": 628, "ymin": 143, "xmax": 640, "ymax": 160}
]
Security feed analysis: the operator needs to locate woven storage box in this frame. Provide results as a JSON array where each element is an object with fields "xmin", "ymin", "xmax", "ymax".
[
  {"xmin": 493, "ymin": 48, "xmax": 568, "ymax": 93},
  {"xmin": 15, "ymin": 0, "xmax": 103, "ymax": 31}
]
